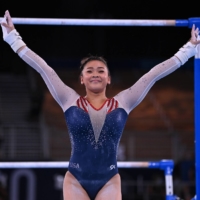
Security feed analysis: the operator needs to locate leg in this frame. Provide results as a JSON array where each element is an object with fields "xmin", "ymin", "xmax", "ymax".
[
  {"xmin": 63, "ymin": 171, "xmax": 90, "ymax": 200},
  {"xmin": 95, "ymin": 174, "xmax": 122, "ymax": 200}
]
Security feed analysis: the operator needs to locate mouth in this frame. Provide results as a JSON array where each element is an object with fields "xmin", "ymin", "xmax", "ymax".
[{"xmin": 90, "ymin": 79, "xmax": 101, "ymax": 83}]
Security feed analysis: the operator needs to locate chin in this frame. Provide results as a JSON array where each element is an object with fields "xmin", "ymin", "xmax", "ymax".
[{"xmin": 89, "ymin": 87, "xmax": 105, "ymax": 93}]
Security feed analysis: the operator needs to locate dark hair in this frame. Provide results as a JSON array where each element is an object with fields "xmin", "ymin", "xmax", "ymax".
[{"xmin": 79, "ymin": 55, "xmax": 110, "ymax": 76}]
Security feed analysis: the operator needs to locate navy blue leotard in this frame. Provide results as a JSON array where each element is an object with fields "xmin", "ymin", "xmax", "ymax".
[
  {"xmin": 18, "ymin": 47, "xmax": 182, "ymax": 199},
  {"xmin": 65, "ymin": 104, "xmax": 127, "ymax": 199}
]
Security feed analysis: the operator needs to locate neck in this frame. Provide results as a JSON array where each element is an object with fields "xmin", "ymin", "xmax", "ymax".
[{"xmin": 85, "ymin": 90, "xmax": 107, "ymax": 103}]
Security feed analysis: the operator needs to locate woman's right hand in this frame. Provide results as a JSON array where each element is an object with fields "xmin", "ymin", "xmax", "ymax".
[
  {"xmin": 1, "ymin": 10, "xmax": 15, "ymax": 39},
  {"xmin": 1, "ymin": 10, "xmax": 26, "ymax": 53}
]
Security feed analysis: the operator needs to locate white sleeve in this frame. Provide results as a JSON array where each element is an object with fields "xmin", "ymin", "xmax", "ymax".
[
  {"xmin": 18, "ymin": 47, "xmax": 79, "ymax": 112},
  {"xmin": 114, "ymin": 56, "xmax": 181, "ymax": 114}
]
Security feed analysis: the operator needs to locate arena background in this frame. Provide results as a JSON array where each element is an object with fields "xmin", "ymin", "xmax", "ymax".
[{"xmin": 0, "ymin": 1, "xmax": 199, "ymax": 199}]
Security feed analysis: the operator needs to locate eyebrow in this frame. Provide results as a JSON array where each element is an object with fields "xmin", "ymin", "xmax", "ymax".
[{"xmin": 85, "ymin": 66, "xmax": 105, "ymax": 70}]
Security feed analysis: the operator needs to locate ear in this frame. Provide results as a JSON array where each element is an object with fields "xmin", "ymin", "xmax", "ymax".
[
  {"xmin": 80, "ymin": 75, "xmax": 84, "ymax": 84},
  {"xmin": 107, "ymin": 76, "xmax": 111, "ymax": 85}
]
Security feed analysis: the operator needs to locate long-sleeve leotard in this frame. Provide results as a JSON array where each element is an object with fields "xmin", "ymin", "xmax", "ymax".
[
  {"xmin": 115, "ymin": 57, "xmax": 181, "ymax": 113},
  {"xmin": 18, "ymin": 47, "xmax": 79, "ymax": 112},
  {"xmin": 18, "ymin": 46, "xmax": 181, "ymax": 114},
  {"xmin": 18, "ymin": 46, "xmax": 182, "ymax": 200}
]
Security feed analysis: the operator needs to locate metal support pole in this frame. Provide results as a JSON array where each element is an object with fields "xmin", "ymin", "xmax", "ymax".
[
  {"xmin": 191, "ymin": 17, "xmax": 200, "ymax": 200},
  {"xmin": 195, "ymin": 57, "xmax": 200, "ymax": 200}
]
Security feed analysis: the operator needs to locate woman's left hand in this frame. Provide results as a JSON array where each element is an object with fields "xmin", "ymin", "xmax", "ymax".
[{"xmin": 190, "ymin": 24, "xmax": 200, "ymax": 45}]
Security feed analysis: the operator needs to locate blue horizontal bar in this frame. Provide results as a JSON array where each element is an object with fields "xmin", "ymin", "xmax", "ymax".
[
  {"xmin": 175, "ymin": 18, "xmax": 200, "ymax": 28},
  {"xmin": 175, "ymin": 19, "xmax": 188, "ymax": 27},
  {"xmin": 149, "ymin": 160, "xmax": 174, "ymax": 170},
  {"xmin": 189, "ymin": 18, "xmax": 200, "ymax": 28}
]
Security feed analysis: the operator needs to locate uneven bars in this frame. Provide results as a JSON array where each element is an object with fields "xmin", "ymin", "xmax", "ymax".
[
  {"xmin": 0, "ymin": 161, "xmax": 148, "ymax": 168},
  {"xmin": 0, "ymin": 17, "xmax": 198, "ymax": 27},
  {"xmin": 0, "ymin": 18, "xmax": 182, "ymax": 26},
  {"xmin": 0, "ymin": 160, "xmax": 173, "ymax": 169}
]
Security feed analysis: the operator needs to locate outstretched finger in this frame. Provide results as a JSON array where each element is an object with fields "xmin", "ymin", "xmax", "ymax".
[
  {"xmin": 5, "ymin": 10, "xmax": 13, "ymax": 25},
  {"xmin": 192, "ymin": 24, "xmax": 195, "ymax": 31},
  {"xmin": 195, "ymin": 28, "xmax": 199, "ymax": 37},
  {"xmin": 191, "ymin": 24, "xmax": 196, "ymax": 36}
]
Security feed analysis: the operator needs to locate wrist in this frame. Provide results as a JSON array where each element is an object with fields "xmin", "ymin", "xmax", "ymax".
[
  {"xmin": 7, "ymin": 27, "xmax": 15, "ymax": 34},
  {"xmin": 4, "ymin": 29, "xmax": 26, "ymax": 53},
  {"xmin": 174, "ymin": 41, "xmax": 196, "ymax": 65},
  {"xmin": 186, "ymin": 41, "xmax": 196, "ymax": 47}
]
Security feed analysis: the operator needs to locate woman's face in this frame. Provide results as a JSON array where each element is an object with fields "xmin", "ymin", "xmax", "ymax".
[{"xmin": 81, "ymin": 60, "xmax": 111, "ymax": 93}]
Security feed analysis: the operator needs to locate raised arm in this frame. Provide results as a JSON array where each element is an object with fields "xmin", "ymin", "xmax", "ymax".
[
  {"xmin": 1, "ymin": 10, "xmax": 79, "ymax": 112},
  {"xmin": 115, "ymin": 25, "xmax": 200, "ymax": 114}
]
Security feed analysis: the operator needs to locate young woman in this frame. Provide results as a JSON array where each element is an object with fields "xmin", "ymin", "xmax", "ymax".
[{"xmin": 1, "ymin": 10, "xmax": 200, "ymax": 200}]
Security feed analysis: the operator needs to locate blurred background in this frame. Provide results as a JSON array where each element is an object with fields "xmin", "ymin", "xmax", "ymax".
[{"xmin": 0, "ymin": 0, "xmax": 199, "ymax": 199}]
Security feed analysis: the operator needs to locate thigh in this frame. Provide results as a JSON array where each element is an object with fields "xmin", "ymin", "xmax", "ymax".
[
  {"xmin": 95, "ymin": 174, "xmax": 122, "ymax": 200},
  {"xmin": 63, "ymin": 171, "xmax": 90, "ymax": 200}
]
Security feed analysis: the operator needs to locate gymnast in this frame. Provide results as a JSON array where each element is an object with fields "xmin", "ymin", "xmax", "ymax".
[{"xmin": 1, "ymin": 10, "xmax": 200, "ymax": 200}]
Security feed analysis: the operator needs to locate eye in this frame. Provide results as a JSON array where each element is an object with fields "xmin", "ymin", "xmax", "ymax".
[
  {"xmin": 99, "ymin": 70, "xmax": 105, "ymax": 73},
  {"xmin": 86, "ymin": 70, "xmax": 92, "ymax": 73}
]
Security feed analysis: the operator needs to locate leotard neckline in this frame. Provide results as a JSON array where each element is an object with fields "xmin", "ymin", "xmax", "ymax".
[{"xmin": 81, "ymin": 96, "xmax": 111, "ymax": 111}]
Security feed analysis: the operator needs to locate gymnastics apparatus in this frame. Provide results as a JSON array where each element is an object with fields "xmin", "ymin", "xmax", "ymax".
[{"xmin": 0, "ymin": 16, "xmax": 199, "ymax": 200}]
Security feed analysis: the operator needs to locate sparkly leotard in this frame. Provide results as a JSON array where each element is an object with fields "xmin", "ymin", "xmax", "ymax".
[{"xmin": 18, "ymin": 47, "xmax": 182, "ymax": 199}]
